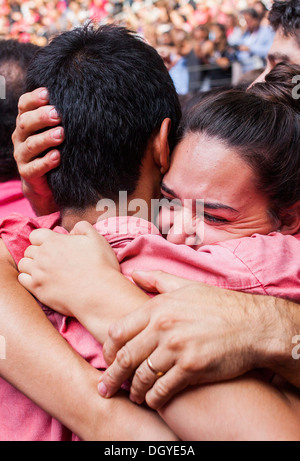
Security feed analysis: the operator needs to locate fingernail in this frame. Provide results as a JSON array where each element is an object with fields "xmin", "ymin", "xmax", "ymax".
[
  {"xmin": 50, "ymin": 150, "xmax": 60, "ymax": 161},
  {"xmin": 39, "ymin": 89, "xmax": 49, "ymax": 101},
  {"xmin": 49, "ymin": 108, "xmax": 60, "ymax": 120},
  {"xmin": 98, "ymin": 381, "xmax": 108, "ymax": 397},
  {"xmin": 52, "ymin": 128, "xmax": 63, "ymax": 140}
]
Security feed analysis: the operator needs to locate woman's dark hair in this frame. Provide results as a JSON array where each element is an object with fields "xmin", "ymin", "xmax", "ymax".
[{"xmin": 179, "ymin": 63, "xmax": 300, "ymax": 219}]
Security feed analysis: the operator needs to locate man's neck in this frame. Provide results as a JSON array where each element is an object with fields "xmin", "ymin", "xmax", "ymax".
[{"xmin": 61, "ymin": 190, "xmax": 158, "ymax": 232}]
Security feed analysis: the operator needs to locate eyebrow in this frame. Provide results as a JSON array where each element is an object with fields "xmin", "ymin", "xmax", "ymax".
[
  {"xmin": 161, "ymin": 183, "xmax": 239, "ymax": 213},
  {"xmin": 268, "ymin": 53, "xmax": 291, "ymax": 63},
  {"xmin": 203, "ymin": 202, "xmax": 239, "ymax": 213}
]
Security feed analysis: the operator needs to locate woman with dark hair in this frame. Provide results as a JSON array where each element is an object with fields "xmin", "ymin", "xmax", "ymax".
[{"xmin": 20, "ymin": 63, "xmax": 300, "ymax": 440}]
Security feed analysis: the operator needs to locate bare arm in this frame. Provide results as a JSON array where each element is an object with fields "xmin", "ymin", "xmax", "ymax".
[
  {"xmin": 0, "ymin": 239, "xmax": 177, "ymax": 441},
  {"xmin": 17, "ymin": 223, "xmax": 300, "ymax": 409}
]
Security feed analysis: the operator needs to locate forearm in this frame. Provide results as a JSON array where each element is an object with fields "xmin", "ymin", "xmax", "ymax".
[
  {"xmin": 0, "ymin": 261, "xmax": 176, "ymax": 440},
  {"xmin": 255, "ymin": 295, "xmax": 300, "ymax": 388},
  {"xmin": 158, "ymin": 373, "xmax": 300, "ymax": 441},
  {"xmin": 77, "ymin": 273, "xmax": 300, "ymax": 387},
  {"xmin": 75, "ymin": 270, "xmax": 149, "ymax": 343}
]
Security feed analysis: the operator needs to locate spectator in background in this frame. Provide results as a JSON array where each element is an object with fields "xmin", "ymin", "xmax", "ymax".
[
  {"xmin": 237, "ymin": 8, "xmax": 274, "ymax": 73},
  {"xmin": 206, "ymin": 23, "xmax": 235, "ymax": 88},
  {"xmin": 168, "ymin": 28, "xmax": 190, "ymax": 95},
  {"xmin": 0, "ymin": 40, "xmax": 38, "ymax": 218},
  {"xmin": 223, "ymin": 10, "xmax": 243, "ymax": 47},
  {"xmin": 253, "ymin": 1, "xmax": 270, "ymax": 27}
]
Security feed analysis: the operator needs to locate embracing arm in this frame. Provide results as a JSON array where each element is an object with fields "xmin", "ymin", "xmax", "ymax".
[
  {"xmin": 17, "ymin": 223, "xmax": 300, "ymax": 409},
  {"xmin": 0, "ymin": 239, "xmax": 176, "ymax": 441}
]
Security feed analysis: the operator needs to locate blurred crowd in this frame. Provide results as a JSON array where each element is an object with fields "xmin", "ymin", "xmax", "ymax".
[{"xmin": 0, "ymin": 0, "xmax": 275, "ymax": 92}]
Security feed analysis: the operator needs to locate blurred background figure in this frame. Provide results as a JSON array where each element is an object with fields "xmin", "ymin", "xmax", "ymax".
[
  {"xmin": 0, "ymin": 0, "xmax": 275, "ymax": 100},
  {"xmin": 236, "ymin": 7, "xmax": 274, "ymax": 73},
  {"xmin": 0, "ymin": 40, "xmax": 38, "ymax": 218}
]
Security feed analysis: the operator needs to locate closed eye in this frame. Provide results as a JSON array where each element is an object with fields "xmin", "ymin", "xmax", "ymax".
[
  {"xmin": 204, "ymin": 213, "xmax": 229, "ymax": 224},
  {"xmin": 161, "ymin": 194, "xmax": 182, "ymax": 210}
]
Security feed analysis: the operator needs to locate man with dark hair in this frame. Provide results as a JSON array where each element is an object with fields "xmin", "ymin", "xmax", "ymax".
[
  {"xmin": 4, "ymin": 0, "xmax": 300, "ymax": 439},
  {"xmin": 0, "ymin": 40, "xmax": 37, "ymax": 218},
  {"xmin": 24, "ymin": 25, "xmax": 180, "ymax": 212},
  {"xmin": 0, "ymin": 24, "xmax": 181, "ymax": 441},
  {"xmin": 236, "ymin": 7, "xmax": 274, "ymax": 73}
]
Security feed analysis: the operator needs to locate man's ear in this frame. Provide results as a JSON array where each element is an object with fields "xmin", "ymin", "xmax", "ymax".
[
  {"xmin": 279, "ymin": 201, "xmax": 300, "ymax": 235},
  {"xmin": 153, "ymin": 118, "xmax": 171, "ymax": 174}
]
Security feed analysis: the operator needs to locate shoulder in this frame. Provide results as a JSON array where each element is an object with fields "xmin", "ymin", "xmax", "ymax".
[
  {"xmin": 216, "ymin": 232, "xmax": 300, "ymax": 301},
  {"xmin": 0, "ymin": 212, "xmax": 61, "ymax": 265}
]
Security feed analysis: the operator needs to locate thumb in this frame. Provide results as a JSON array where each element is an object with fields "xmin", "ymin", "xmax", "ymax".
[
  {"xmin": 70, "ymin": 221, "xmax": 96, "ymax": 236},
  {"xmin": 132, "ymin": 270, "xmax": 195, "ymax": 294}
]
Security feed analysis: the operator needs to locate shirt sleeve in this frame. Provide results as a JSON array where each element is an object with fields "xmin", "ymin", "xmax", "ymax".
[{"xmin": 117, "ymin": 233, "xmax": 268, "ymax": 294}]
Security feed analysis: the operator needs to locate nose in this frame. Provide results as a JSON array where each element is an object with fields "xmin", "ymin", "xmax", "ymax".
[{"xmin": 166, "ymin": 207, "xmax": 204, "ymax": 247}]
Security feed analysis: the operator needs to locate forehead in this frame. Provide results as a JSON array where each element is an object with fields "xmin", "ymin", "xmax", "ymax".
[
  {"xmin": 269, "ymin": 29, "xmax": 300, "ymax": 64},
  {"xmin": 165, "ymin": 133, "xmax": 256, "ymax": 203}
]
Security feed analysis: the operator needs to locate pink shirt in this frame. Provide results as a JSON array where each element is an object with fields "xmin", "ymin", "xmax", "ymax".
[
  {"xmin": 0, "ymin": 180, "xmax": 35, "ymax": 219},
  {"xmin": 0, "ymin": 212, "xmax": 300, "ymax": 441}
]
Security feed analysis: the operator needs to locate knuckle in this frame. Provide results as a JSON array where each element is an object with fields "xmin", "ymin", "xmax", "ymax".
[
  {"xmin": 166, "ymin": 333, "xmax": 181, "ymax": 351},
  {"xmin": 154, "ymin": 314, "xmax": 176, "ymax": 332},
  {"xmin": 153, "ymin": 378, "xmax": 169, "ymax": 399},
  {"xmin": 115, "ymin": 346, "xmax": 133, "ymax": 371},
  {"xmin": 18, "ymin": 113, "xmax": 27, "ymax": 131},
  {"xmin": 103, "ymin": 367, "xmax": 118, "ymax": 387},
  {"xmin": 180, "ymin": 354, "xmax": 197, "ymax": 373},
  {"xmin": 25, "ymin": 137, "xmax": 35, "ymax": 155},
  {"xmin": 135, "ymin": 366, "xmax": 152, "ymax": 386},
  {"xmin": 18, "ymin": 97, "xmax": 25, "ymax": 114},
  {"xmin": 108, "ymin": 321, "xmax": 125, "ymax": 343},
  {"xmin": 102, "ymin": 342, "xmax": 113, "ymax": 362}
]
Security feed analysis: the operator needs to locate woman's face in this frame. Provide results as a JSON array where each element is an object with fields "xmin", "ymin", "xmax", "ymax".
[{"xmin": 159, "ymin": 132, "xmax": 279, "ymax": 249}]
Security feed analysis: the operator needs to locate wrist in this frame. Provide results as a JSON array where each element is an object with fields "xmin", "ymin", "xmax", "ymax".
[{"xmin": 74, "ymin": 269, "xmax": 124, "ymax": 342}]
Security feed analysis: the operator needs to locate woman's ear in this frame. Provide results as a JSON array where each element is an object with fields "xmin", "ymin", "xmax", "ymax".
[
  {"xmin": 279, "ymin": 201, "xmax": 300, "ymax": 235},
  {"xmin": 153, "ymin": 118, "xmax": 171, "ymax": 174}
]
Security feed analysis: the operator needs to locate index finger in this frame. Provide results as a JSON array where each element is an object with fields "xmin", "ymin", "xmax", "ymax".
[
  {"xmin": 103, "ymin": 302, "xmax": 152, "ymax": 365},
  {"xmin": 99, "ymin": 323, "xmax": 157, "ymax": 399},
  {"xmin": 29, "ymin": 228, "xmax": 59, "ymax": 246},
  {"xmin": 18, "ymin": 88, "xmax": 49, "ymax": 115}
]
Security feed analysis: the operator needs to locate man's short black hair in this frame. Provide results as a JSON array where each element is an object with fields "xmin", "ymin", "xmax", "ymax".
[
  {"xmin": 269, "ymin": 0, "xmax": 300, "ymax": 45},
  {"xmin": 0, "ymin": 40, "xmax": 39, "ymax": 182},
  {"xmin": 26, "ymin": 25, "xmax": 182, "ymax": 210}
]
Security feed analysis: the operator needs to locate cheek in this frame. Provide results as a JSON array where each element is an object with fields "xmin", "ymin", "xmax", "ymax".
[{"xmin": 197, "ymin": 223, "xmax": 234, "ymax": 247}]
